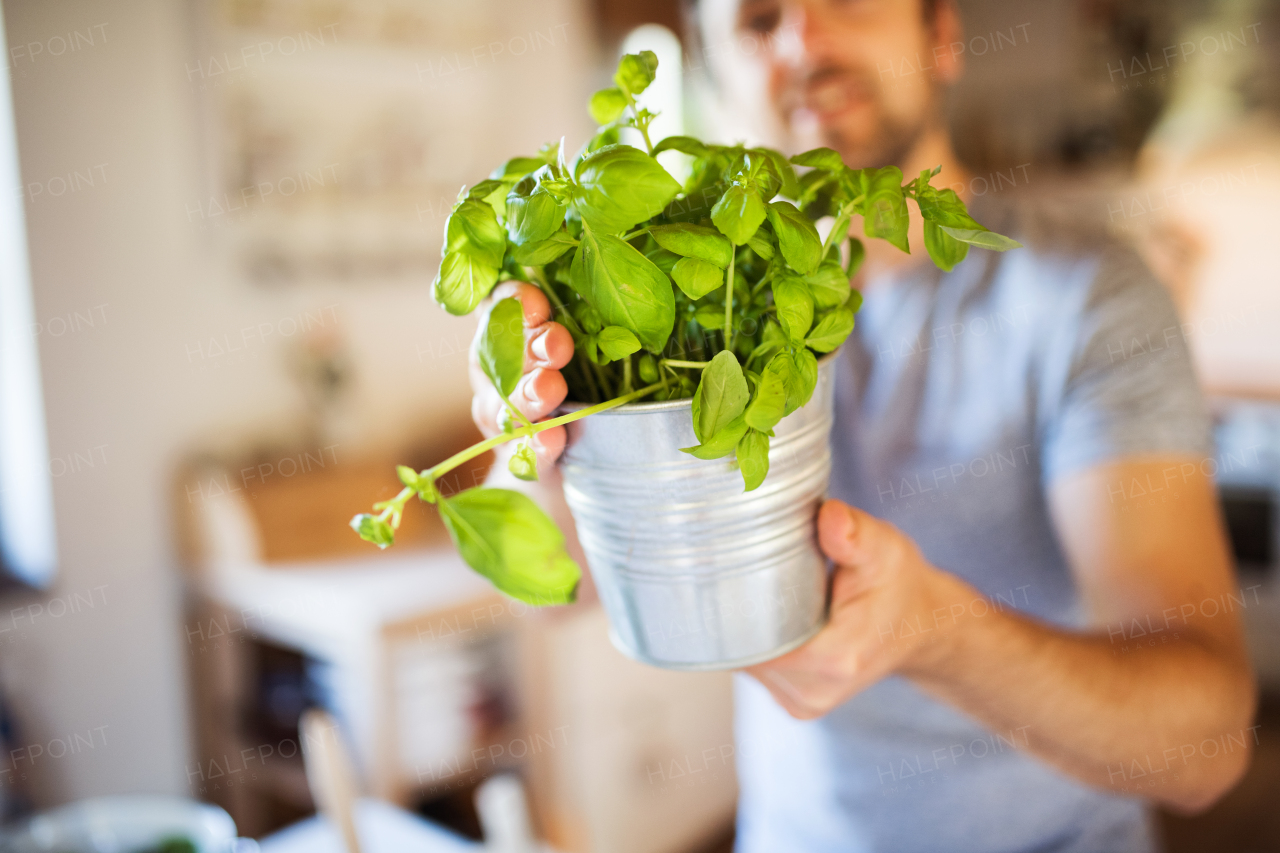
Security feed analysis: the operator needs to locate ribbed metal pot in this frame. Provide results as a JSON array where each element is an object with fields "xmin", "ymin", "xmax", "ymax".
[{"xmin": 559, "ymin": 350, "xmax": 839, "ymax": 671}]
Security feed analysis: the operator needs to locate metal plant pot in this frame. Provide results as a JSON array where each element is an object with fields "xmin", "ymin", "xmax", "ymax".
[{"xmin": 559, "ymin": 350, "xmax": 839, "ymax": 670}]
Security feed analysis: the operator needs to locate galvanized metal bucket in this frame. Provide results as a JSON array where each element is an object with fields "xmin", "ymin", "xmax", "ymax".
[{"xmin": 558, "ymin": 350, "xmax": 839, "ymax": 671}]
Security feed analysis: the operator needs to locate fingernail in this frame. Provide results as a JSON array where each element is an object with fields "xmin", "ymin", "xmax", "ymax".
[
  {"xmin": 530, "ymin": 328, "xmax": 550, "ymax": 363},
  {"xmin": 523, "ymin": 375, "xmax": 543, "ymax": 407}
]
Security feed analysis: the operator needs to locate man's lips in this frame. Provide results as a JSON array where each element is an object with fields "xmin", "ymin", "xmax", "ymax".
[{"xmin": 792, "ymin": 76, "xmax": 874, "ymax": 123}]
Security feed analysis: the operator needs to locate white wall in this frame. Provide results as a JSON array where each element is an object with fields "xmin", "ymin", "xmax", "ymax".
[{"xmin": 2, "ymin": 0, "xmax": 593, "ymax": 804}]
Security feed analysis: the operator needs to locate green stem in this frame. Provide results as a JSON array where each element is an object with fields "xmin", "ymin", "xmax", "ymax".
[
  {"xmin": 621, "ymin": 226, "xmax": 652, "ymax": 243},
  {"xmin": 426, "ymin": 381, "xmax": 665, "ymax": 481},
  {"xmin": 660, "ymin": 359, "xmax": 709, "ymax": 369},
  {"xmin": 498, "ymin": 393, "xmax": 534, "ymax": 429},
  {"xmin": 722, "ymin": 249, "xmax": 736, "ymax": 348},
  {"xmin": 622, "ymin": 356, "xmax": 633, "ymax": 393}
]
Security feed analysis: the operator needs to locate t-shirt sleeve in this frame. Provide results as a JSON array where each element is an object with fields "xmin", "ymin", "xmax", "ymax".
[{"xmin": 1040, "ymin": 245, "xmax": 1214, "ymax": 484}]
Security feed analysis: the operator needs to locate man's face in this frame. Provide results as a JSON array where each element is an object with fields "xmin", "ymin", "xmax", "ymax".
[{"xmin": 697, "ymin": 0, "xmax": 956, "ymax": 169}]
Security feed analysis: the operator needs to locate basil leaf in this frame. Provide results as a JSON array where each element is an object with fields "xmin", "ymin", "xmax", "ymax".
[
  {"xmin": 570, "ymin": 228, "xmax": 676, "ymax": 353},
  {"xmin": 571, "ymin": 300, "xmax": 603, "ymax": 334},
  {"xmin": 511, "ymin": 230, "xmax": 576, "ymax": 265},
  {"xmin": 747, "ymin": 228, "xmax": 775, "ymax": 261},
  {"xmin": 652, "ymin": 135, "xmax": 711, "ymax": 158},
  {"xmin": 806, "ymin": 261, "xmax": 851, "ymax": 309},
  {"xmin": 650, "ymin": 223, "xmax": 732, "ymax": 267},
  {"xmin": 589, "ymin": 87, "xmax": 628, "ymax": 125},
  {"xmin": 506, "ymin": 186, "xmax": 566, "ymax": 247},
  {"xmin": 490, "ymin": 157, "xmax": 545, "ymax": 180},
  {"xmin": 772, "ymin": 275, "xmax": 814, "ymax": 345},
  {"xmin": 467, "ymin": 179, "xmax": 507, "ymax": 201},
  {"xmin": 479, "ymin": 297, "xmax": 525, "ymax": 397},
  {"xmin": 572, "ymin": 144, "xmax": 681, "ymax": 234},
  {"xmin": 671, "ymin": 256, "xmax": 725, "ymax": 300},
  {"xmin": 694, "ymin": 303, "xmax": 724, "ymax": 330},
  {"xmin": 691, "ymin": 350, "xmax": 749, "ymax": 443},
  {"xmin": 765, "ymin": 201, "xmax": 822, "ymax": 274},
  {"xmin": 794, "ymin": 348, "xmax": 819, "ymax": 411},
  {"xmin": 638, "ymin": 353, "xmax": 659, "ymax": 383},
  {"xmin": 737, "ymin": 429, "xmax": 770, "ymax": 491},
  {"xmin": 508, "ymin": 443, "xmax": 539, "ymax": 481},
  {"xmin": 433, "ymin": 250, "xmax": 500, "ymax": 315},
  {"xmin": 859, "ymin": 166, "xmax": 910, "ymax": 253},
  {"xmin": 939, "ymin": 226, "xmax": 1023, "ymax": 251},
  {"xmin": 790, "ymin": 147, "xmax": 845, "ymax": 172},
  {"xmin": 645, "ymin": 246, "xmax": 680, "ymax": 276},
  {"xmin": 924, "ymin": 220, "xmax": 969, "ymax": 271},
  {"xmin": 445, "ymin": 199, "xmax": 506, "ymax": 267},
  {"xmin": 711, "ymin": 183, "xmax": 767, "ymax": 246},
  {"xmin": 744, "ymin": 361, "xmax": 787, "ymax": 432},
  {"xmin": 914, "ymin": 185, "xmax": 984, "ymax": 230},
  {"xmin": 680, "ymin": 414, "xmax": 748, "ymax": 460},
  {"xmin": 597, "ymin": 325, "xmax": 641, "ymax": 362},
  {"xmin": 846, "ymin": 236, "xmax": 866, "ymax": 277},
  {"xmin": 806, "ymin": 307, "xmax": 855, "ymax": 353},
  {"xmin": 614, "ymin": 50, "xmax": 658, "ymax": 97},
  {"xmin": 440, "ymin": 488, "xmax": 580, "ymax": 605},
  {"xmin": 349, "ymin": 513, "xmax": 395, "ymax": 549}
]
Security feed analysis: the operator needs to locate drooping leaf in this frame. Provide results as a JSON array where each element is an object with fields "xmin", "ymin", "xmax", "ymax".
[
  {"xmin": 859, "ymin": 166, "xmax": 910, "ymax": 253},
  {"xmin": 939, "ymin": 227, "xmax": 1023, "ymax": 251},
  {"xmin": 479, "ymin": 297, "xmax": 525, "ymax": 398},
  {"xmin": 711, "ymin": 183, "xmax": 767, "ymax": 246},
  {"xmin": 508, "ymin": 443, "xmax": 539, "ymax": 481},
  {"xmin": 433, "ymin": 250, "xmax": 500, "ymax": 315},
  {"xmin": 772, "ymin": 275, "xmax": 814, "ymax": 345},
  {"xmin": 680, "ymin": 414, "xmax": 748, "ymax": 460},
  {"xmin": 924, "ymin": 220, "xmax": 969, "ymax": 272},
  {"xmin": 569, "ymin": 227, "xmax": 675, "ymax": 353},
  {"xmin": 691, "ymin": 350, "xmax": 749, "ymax": 444},
  {"xmin": 572, "ymin": 144, "xmax": 681, "ymax": 234},
  {"xmin": 766, "ymin": 201, "xmax": 823, "ymax": 274},
  {"xmin": 737, "ymin": 429, "xmax": 770, "ymax": 491},
  {"xmin": 511, "ymin": 230, "xmax": 576, "ymax": 265},
  {"xmin": 806, "ymin": 308, "xmax": 855, "ymax": 353},
  {"xmin": 794, "ymin": 348, "xmax": 819, "ymax": 410},
  {"xmin": 597, "ymin": 325, "xmax": 641, "ymax": 362},
  {"xmin": 439, "ymin": 488, "xmax": 580, "ymax": 605},
  {"xmin": 589, "ymin": 87, "xmax": 628, "ymax": 125},
  {"xmin": 649, "ymin": 223, "xmax": 732, "ymax": 267},
  {"xmin": 744, "ymin": 361, "xmax": 787, "ymax": 433},
  {"xmin": 671, "ymin": 256, "xmax": 725, "ymax": 300}
]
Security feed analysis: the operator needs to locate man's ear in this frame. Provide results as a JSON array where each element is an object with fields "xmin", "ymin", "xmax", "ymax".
[{"xmin": 930, "ymin": 0, "xmax": 965, "ymax": 85}]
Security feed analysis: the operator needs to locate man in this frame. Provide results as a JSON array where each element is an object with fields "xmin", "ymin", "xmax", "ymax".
[{"xmin": 469, "ymin": 1, "xmax": 1257, "ymax": 850}]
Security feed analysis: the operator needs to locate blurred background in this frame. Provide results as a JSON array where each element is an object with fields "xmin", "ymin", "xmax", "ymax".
[{"xmin": 0, "ymin": 0, "xmax": 1277, "ymax": 850}]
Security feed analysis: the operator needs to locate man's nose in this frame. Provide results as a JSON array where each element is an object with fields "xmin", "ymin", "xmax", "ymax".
[{"xmin": 774, "ymin": 1, "xmax": 842, "ymax": 71}]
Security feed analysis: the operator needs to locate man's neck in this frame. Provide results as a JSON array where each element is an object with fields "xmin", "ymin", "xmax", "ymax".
[{"xmin": 854, "ymin": 127, "xmax": 971, "ymax": 288}]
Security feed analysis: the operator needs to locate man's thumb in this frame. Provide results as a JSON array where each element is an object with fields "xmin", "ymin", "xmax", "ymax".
[{"xmin": 817, "ymin": 499, "xmax": 867, "ymax": 566}]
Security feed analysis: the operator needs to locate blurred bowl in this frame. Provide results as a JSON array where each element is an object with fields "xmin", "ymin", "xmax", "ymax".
[{"xmin": 0, "ymin": 796, "xmax": 238, "ymax": 853}]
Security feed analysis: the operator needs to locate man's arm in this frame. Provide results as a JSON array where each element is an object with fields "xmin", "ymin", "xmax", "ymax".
[{"xmin": 746, "ymin": 455, "xmax": 1257, "ymax": 813}]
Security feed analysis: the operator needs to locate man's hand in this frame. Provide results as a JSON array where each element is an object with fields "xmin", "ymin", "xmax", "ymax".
[
  {"xmin": 746, "ymin": 499, "xmax": 970, "ymax": 719},
  {"xmin": 469, "ymin": 281, "xmax": 575, "ymax": 463}
]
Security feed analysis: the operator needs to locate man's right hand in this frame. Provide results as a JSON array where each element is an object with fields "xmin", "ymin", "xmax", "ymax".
[{"xmin": 469, "ymin": 281, "xmax": 575, "ymax": 464}]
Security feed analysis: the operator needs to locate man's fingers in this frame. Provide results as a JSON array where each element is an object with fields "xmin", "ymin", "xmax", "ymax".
[
  {"xmin": 817, "ymin": 499, "xmax": 896, "ymax": 571},
  {"xmin": 490, "ymin": 280, "xmax": 552, "ymax": 327},
  {"xmin": 511, "ymin": 368, "xmax": 568, "ymax": 423},
  {"xmin": 529, "ymin": 425, "xmax": 566, "ymax": 462},
  {"xmin": 526, "ymin": 322, "xmax": 573, "ymax": 371}
]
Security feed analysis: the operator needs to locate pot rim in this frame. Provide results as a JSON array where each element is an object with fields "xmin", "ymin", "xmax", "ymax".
[{"xmin": 557, "ymin": 347, "xmax": 842, "ymax": 417}]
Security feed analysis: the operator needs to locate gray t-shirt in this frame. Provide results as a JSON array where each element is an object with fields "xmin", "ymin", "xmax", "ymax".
[{"xmin": 733, "ymin": 209, "xmax": 1213, "ymax": 853}]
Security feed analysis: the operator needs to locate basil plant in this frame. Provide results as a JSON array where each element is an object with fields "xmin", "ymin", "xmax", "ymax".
[{"xmin": 352, "ymin": 52, "xmax": 1020, "ymax": 604}]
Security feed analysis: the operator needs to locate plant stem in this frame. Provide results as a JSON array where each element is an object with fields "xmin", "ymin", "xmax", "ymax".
[
  {"xmin": 621, "ymin": 226, "xmax": 652, "ymax": 242},
  {"xmin": 622, "ymin": 356, "xmax": 633, "ymax": 393},
  {"xmin": 660, "ymin": 359, "xmax": 709, "ymax": 369},
  {"xmin": 722, "ymin": 249, "xmax": 735, "ymax": 348},
  {"xmin": 426, "ymin": 381, "xmax": 665, "ymax": 481}
]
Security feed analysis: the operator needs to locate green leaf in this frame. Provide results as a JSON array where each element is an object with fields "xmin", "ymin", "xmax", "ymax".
[
  {"xmin": 913, "ymin": 185, "xmax": 984, "ymax": 230},
  {"xmin": 638, "ymin": 353, "xmax": 658, "ymax": 383},
  {"xmin": 433, "ymin": 251, "xmax": 500, "ymax": 315},
  {"xmin": 680, "ymin": 414, "xmax": 748, "ymax": 460},
  {"xmin": 671, "ymin": 257, "xmax": 725, "ymax": 300},
  {"xmin": 439, "ymin": 488, "xmax": 580, "ymax": 605},
  {"xmin": 747, "ymin": 229, "xmax": 775, "ymax": 261},
  {"xmin": 691, "ymin": 350, "xmax": 749, "ymax": 444},
  {"xmin": 924, "ymin": 220, "xmax": 969, "ymax": 272},
  {"xmin": 737, "ymin": 429, "xmax": 770, "ymax": 491},
  {"xmin": 806, "ymin": 308, "xmax": 855, "ymax": 353},
  {"xmin": 569, "ymin": 227, "xmax": 675, "ymax": 353},
  {"xmin": 794, "ymin": 348, "xmax": 819, "ymax": 411},
  {"xmin": 589, "ymin": 87, "xmax": 628, "ymax": 124},
  {"xmin": 396, "ymin": 465, "xmax": 436, "ymax": 503},
  {"xmin": 649, "ymin": 223, "xmax": 732, "ymax": 267},
  {"xmin": 350, "ymin": 513, "xmax": 395, "ymax": 549},
  {"xmin": 766, "ymin": 201, "xmax": 822, "ymax": 274},
  {"xmin": 652, "ymin": 135, "xmax": 711, "ymax": 158},
  {"xmin": 645, "ymin": 246, "xmax": 680, "ymax": 275},
  {"xmin": 490, "ymin": 157, "xmax": 545, "ymax": 181},
  {"xmin": 744, "ymin": 361, "xmax": 787, "ymax": 432},
  {"xmin": 506, "ymin": 180, "xmax": 567, "ymax": 246},
  {"xmin": 572, "ymin": 144, "xmax": 681, "ymax": 234},
  {"xmin": 479, "ymin": 297, "xmax": 525, "ymax": 397},
  {"xmin": 508, "ymin": 443, "xmax": 538, "ymax": 481},
  {"xmin": 571, "ymin": 300, "xmax": 603, "ymax": 334},
  {"xmin": 772, "ymin": 275, "xmax": 814, "ymax": 345},
  {"xmin": 614, "ymin": 50, "xmax": 658, "ymax": 97},
  {"xmin": 846, "ymin": 237, "xmax": 866, "ymax": 277},
  {"xmin": 694, "ymin": 304, "xmax": 724, "ymax": 330},
  {"xmin": 711, "ymin": 183, "xmax": 767, "ymax": 246},
  {"xmin": 445, "ymin": 199, "xmax": 506, "ymax": 267},
  {"xmin": 939, "ymin": 226, "xmax": 1023, "ymax": 251},
  {"xmin": 511, "ymin": 230, "xmax": 576, "ymax": 265},
  {"xmin": 859, "ymin": 166, "xmax": 910, "ymax": 253},
  {"xmin": 597, "ymin": 325, "xmax": 641, "ymax": 362},
  {"xmin": 466, "ymin": 179, "xmax": 508, "ymax": 202},
  {"xmin": 790, "ymin": 147, "xmax": 846, "ymax": 172},
  {"xmin": 805, "ymin": 262, "xmax": 851, "ymax": 309}
]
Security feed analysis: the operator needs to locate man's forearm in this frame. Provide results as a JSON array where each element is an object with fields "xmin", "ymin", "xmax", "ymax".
[{"xmin": 904, "ymin": 571, "xmax": 1257, "ymax": 811}]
